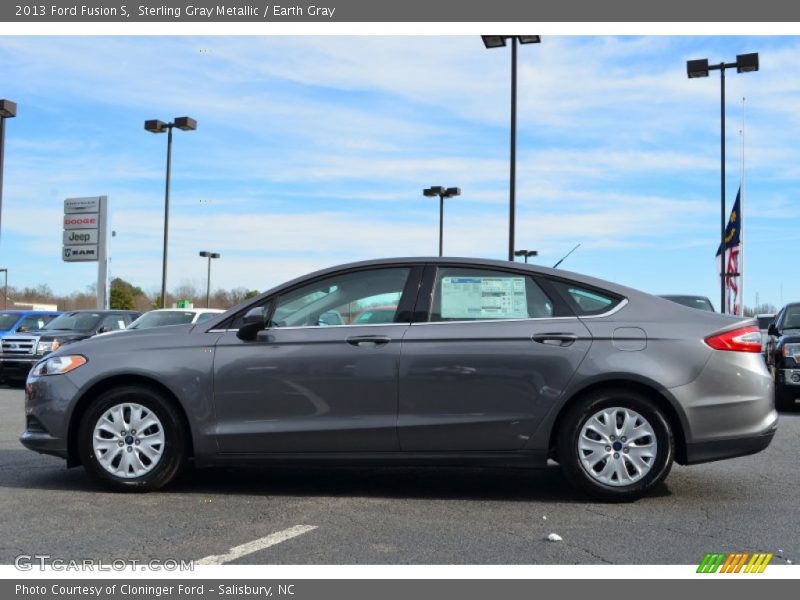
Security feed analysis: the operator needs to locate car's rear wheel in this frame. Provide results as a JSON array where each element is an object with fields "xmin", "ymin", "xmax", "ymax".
[
  {"xmin": 77, "ymin": 386, "xmax": 187, "ymax": 492},
  {"xmin": 557, "ymin": 389, "xmax": 674, "ymax": 502}
]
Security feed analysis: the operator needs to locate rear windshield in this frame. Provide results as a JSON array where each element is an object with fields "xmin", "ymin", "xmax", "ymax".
[{"xmin": 662, "ymin": 296, "xmax": 715, "ymax": 312}]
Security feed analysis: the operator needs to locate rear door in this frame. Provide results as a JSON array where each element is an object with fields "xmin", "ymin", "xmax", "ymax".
[{"xmin": 398, "ymin": 265, "xmax": 592, "ymax": 451}]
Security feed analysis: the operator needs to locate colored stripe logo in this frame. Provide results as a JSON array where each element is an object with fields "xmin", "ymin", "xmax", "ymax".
[{"xmin": 697, "ymin": 552, "xmax": 773, "ymax": 573}]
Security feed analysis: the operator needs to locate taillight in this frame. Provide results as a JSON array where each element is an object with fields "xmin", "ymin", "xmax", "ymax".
[{"xmin": 705, "ymin": 325, "xmax": 763, "ymax": 352}]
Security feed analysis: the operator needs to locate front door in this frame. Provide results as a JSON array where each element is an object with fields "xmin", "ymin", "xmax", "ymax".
[{"xmin": 213, "ymin": 266, "xmax": 419, "ymax": 453}]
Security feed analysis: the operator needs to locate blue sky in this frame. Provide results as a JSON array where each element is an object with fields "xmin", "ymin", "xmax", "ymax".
[{"xmin": 0, "ymin": 35, "xmax": 797, "ymax": 308}]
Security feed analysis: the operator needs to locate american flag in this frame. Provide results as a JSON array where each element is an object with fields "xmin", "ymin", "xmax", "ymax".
[{"xmin": 716, "ymin": 187, "xmax": 742, "ymax": 315}]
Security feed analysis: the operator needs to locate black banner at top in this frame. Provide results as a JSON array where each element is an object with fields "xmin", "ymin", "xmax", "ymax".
[{"xmin": 2, "ymin": 0, "xmax": 800, "ymax": 22}]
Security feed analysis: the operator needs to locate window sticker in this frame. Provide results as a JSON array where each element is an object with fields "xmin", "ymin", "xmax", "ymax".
[{"xmin": 440, "ymin": 276, "xmax": 528, "ymax": 319}]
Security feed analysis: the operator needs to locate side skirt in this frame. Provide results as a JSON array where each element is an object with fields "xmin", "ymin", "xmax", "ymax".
[{"xmin": 194, "ymin": 450, "xmax": 549, "ymax": 470}]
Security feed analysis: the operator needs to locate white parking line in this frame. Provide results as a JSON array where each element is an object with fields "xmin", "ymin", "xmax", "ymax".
[{"xmin": 196, "ymin": 525, "xmax": 318, "ymax": 565}]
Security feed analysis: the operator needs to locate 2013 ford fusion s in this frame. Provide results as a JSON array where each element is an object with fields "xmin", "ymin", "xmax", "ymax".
[{"xmin": 21, "ymin": 258, "xmax": 777, "ymax": 501}]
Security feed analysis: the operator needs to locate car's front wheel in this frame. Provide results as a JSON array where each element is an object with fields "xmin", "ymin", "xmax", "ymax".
[
  {"xmin": 557, "ymin": 389, "xmax": 674, "ymax": 502},
  {"xmin": 77, "ymin": 386, "xmax": 187, "ymax": 492}
]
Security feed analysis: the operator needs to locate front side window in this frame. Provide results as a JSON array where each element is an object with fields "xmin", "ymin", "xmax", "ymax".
[
  {"xmin": 272, "ymin": 267, "xmax": 411, "ymax": 328},
  {"xmin": 430, "ymin": 267, "xmax": 554, "ymax": 322}
]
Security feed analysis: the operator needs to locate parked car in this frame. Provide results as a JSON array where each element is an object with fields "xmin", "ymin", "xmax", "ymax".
[
  {"xmin": 756, "ymin": 313, "xmax": 776, "ymax": 356},
  {"xmin": 658, "ymin": 295, "xmax": 715, "ymax": 312},
  {"xmin": 0, "ymin": 310, "xmax": 61, "ymax": 339},
  {"xmin": 765, "ymin": 304, "xmax": 800, "ymax": 411},
  {"xmin": 0, "ymin": 310, "xmax": 140, "ymax": 385},
  {"xmin": 20, "ymin": 258, "xmax": 775, "ymax": 501},
  {"xmin": 124, "ymin": 308, "xmax": 225, "ymax": 331}
]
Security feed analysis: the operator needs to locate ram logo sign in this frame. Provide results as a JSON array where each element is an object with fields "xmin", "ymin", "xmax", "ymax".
[{"xmin": 697, "ymin": 552, "xmax": 773, "ymax": 573}]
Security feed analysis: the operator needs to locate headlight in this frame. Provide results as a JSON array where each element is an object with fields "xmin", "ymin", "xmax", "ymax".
[
  {"xmin": 31, "ymin": 355, "xmax": 86, "ymax": 377},
  {"xmin": 782, "ymin": 343, "xmax": 800, "ymax": 359},
  {"xmin": 35, "ymin": 340, "xmax": 60, "ymax": 355}
]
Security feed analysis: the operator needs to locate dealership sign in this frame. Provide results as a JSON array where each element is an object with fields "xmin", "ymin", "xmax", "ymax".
[
  {"xmin": 63, "ymin": 245, "xmax": 99, "ymax": 262},
  {"xmin": 64, "ymin": 197, "xmax": 100, "ymax": 214},
  {"xmin": 63, "ymin": 229, "xmax": 99, "ymax": 245},
  {"xmin": 62, "ymin": 196, "xmax": 109, "ymax": 309},
  {"xmin": 63, "ymin": 214, "xmax": 99, "ymax": 229}
]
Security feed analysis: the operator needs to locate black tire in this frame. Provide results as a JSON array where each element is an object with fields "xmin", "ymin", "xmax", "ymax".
[
  {"xmin": 77, "ymin": 386, "xmax": 187, "ymax": 492},
  {"xmin": 557, "ymin": 389, "xmax": 674, "ymax": 502}
]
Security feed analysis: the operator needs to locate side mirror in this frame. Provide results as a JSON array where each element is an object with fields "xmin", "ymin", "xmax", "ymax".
[
  {"xmin": 236, "ymin": 320, "xmax": 265, "ymax": 341},
  {"xmin": 98, "ymin": 326, "xmax": 111, "ymax": 334},
  {"xmin": 768, "ymin": 323, "xmax": 779, "ymax": 337}
]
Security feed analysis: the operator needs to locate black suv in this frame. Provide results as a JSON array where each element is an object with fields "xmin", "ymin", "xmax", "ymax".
[
  {"xmin": 0, "ymin": 310, "xmax": 140, "ymax": 385},
  {"xmin": 765, "ymin": 302, "xmax": 800, "ymax": 411}
]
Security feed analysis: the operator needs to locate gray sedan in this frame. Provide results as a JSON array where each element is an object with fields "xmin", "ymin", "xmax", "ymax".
[{"xmin": 21, "ymin": 258, "xmax": 777, "ymax": 501}]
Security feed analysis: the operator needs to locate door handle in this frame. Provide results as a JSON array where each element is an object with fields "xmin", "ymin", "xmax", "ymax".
[
  {"xmin": 532, "ymin": 333, "xmax": 578, "ymax": 347},
  {"xmin": 346, "ymin": 335, "xmax": 392, "ymax": 347}
]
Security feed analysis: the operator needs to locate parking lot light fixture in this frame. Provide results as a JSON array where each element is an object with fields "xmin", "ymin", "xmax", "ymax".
[
  {"xmin": 514, "ymin": 249, "xmax": 538, "ymax": 264},
  {"xmin": 0, "ymin": 99, "xmax": 17, "ymax": 245},
  {"xmin": 481, "ymin": 36, "xmax": 541, "ymax": 261},
  {"xmin": 145, "ymin": 116, "xmax": 198, "ymax": 308},
  {"xmin": 423, "ymin": 186, "xmax": 461, "ymax": 257},
  {"xmin": 199, "ymin": 251, "xmax": 221, "ymax": 308},
  {"xmin": 686, "ymin": 53, "xmax": 758, "ymax": 314}
]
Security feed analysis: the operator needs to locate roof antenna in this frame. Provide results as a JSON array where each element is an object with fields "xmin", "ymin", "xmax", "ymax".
[{"xmin": 552, "ymin": 243, "xmax": 581, "ymax": 269}]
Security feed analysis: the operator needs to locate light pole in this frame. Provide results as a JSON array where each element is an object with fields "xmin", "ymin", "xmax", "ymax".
[
  {"xmin": 423, "ymin": 186, "xmax": 461, "ymax": 256},
  {"xmin": 482, "ymin": 36, "xmax": 540, "ymax": 261},
  {"xmin": 0, "ymin": 99, "xmax": 17, "ymax": 245},
  {"xmin": 145, "ymin": 116, "xmax": 197, "ymax": 308},
  {"xmin": 199, "ymin": 251, "xmax": 220, "ymax": 308},
  {"xmin": 514, "ymin": 249, "xmax": 538, "ymax": 264},
  {"xmin": 687, "ymin": 53, "xmax": 758, "ymax": 314}
]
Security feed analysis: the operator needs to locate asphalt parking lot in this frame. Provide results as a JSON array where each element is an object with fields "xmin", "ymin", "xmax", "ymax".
[{"xmin": 0, "ymin": 386, "xmax": 798, "ymax": 566}]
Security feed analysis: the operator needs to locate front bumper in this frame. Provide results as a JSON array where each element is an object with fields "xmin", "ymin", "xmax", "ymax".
[
  {"xmin": 0, "ymin": 357, "xmax": 38, "ymax": 380},
  {"xmin": 19, "ymin": 372, "xmax": 80, "ymax": 461}
]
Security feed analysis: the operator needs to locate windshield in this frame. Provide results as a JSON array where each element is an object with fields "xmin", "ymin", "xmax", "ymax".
[
  {"xmin": 43, "ymin": 312, "xmax": 104, "ymax": 332},
  {"xmin": 128, "ymin": 311, "xmax": 195, "ymax": 329},
  {"xmin": 0, "ymin": 313, "xmax": 21, "ymax": 330}
]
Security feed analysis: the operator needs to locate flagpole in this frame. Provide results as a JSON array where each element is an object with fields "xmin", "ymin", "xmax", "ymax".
[{"xmin": 740, "ymin": 97, "xmax": 746, "ymax": 316}]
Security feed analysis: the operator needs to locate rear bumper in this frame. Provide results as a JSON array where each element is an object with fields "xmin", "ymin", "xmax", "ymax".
[{"xmin": 683, "ymin": 421, "xmax": 777, "ymax": 465}]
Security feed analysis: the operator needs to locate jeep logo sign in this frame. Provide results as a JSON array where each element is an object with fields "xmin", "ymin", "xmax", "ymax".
[
  {"xmin": 63, "ymin": 229, "xmax": 98, "ymax": 245},
  {"xmin": 63, "ymin": 245, "xmax": 99, "ymax": 262}
]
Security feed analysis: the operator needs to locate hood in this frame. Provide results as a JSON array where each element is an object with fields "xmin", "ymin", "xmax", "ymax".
[{"xmin": 52, "ymin": 323, "xmax": 196, "ymax": 356}]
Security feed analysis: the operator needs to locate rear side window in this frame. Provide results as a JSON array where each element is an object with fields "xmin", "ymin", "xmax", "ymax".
[
  {"xmin": 549, "ymin": 280, "xmax": 622, "ymax": 316},
  {"xmin": 430, "ymin": 267, "xmax": 554, "ymax": 322}
]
